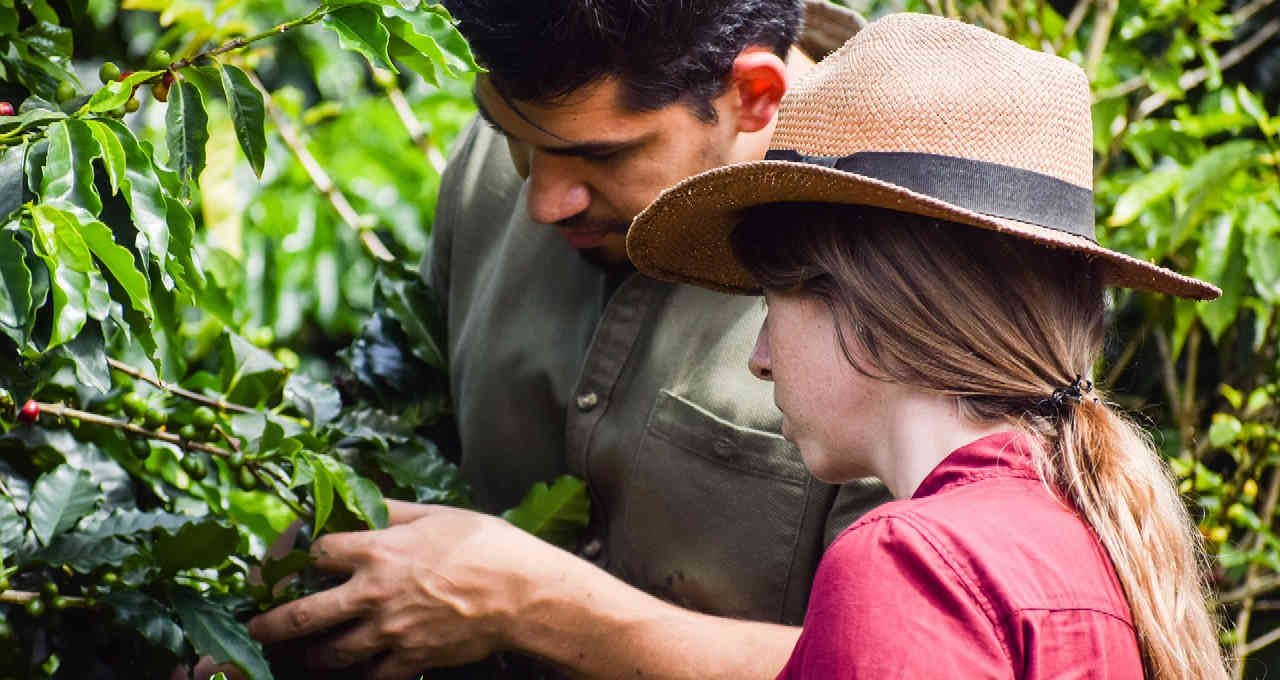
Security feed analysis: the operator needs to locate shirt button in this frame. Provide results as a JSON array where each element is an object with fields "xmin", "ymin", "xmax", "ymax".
[
  {"xmin": 576, "ymin": 391, "xmax": 599, "ymax": 411},
  {"xmin": 580, "ymin": 538, "xmax": 603, "ymax": 559}
]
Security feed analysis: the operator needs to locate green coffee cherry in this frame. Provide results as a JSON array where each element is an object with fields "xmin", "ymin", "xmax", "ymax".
[
  {"xmin": 130, "ymin": 438, "xmax": 152, "ymax": 459},
  {"xmin": 191, "ymin": 406, "xmax": 217, "ymax": 429},
  {"xmin": 121, "ymin": 392, "xmax": 147, "ymax": 419},
  {"xmin": 148, "ymin": 49, "xmax": 171, "ymax": 69},
  {"xmin": 99, "ymin": 571, "xmax": 119, "ymax": 586},
  {"xmin": 181, "ymin": 455, "xmax": 208, "ymax": 481},
  {"xmin": 179, "ymin": 424, "xmax": 199, "ymax": 441},
  {"xmin": 55, "ymin": 81, "xmax": 76, "ymax": 103},
  {"xmin": 98, "ymin": 61, "xmax": 121, "ymax": 84},
  {"xmin": 229, "ymin": 450, "xmax": 246, "ymax": 468},
  {"xmin": 24, "ymin": 598, "xmax": 45, "ymax": 618},
  {"xmin": 40, "ymin": 582, "xmax": 58, "ymax": 600},
  {"xmin": 237, "ymin": 466, "xmax": 258, "ymax": 490},
  {"xmin": 144, "ymin": 406, "xmax": 167, "ymax": 428},
  {"xmin": 125, "ymin": 97, "xmax": 140, "ymax": 113}
]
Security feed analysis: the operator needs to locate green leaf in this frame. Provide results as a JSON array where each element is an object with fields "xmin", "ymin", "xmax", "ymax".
[
  {"xmin": 62, "ymin": 319, "xmax": 110, "ymax": 393},
  {"xmin": 86, "ymin": 70, "xmax": 162, "ymax": 113},
  {"xmin": 36, "ymin": 532, "xmax": 135, "ymax": 572},
  {"xmin": 98, "ymin": 119, "xmax": 170, "ymax": 269},
  {"xmin": 382, "ymin": 15, "xmax": 444, "ymax": 85},
  {"xmin": 373, "ymin": 439, "xmax": 468, "ymax": 505},
  {"xmin": 1193, "ymin": 213, "xmax": 1245, "ymax": 341},
  {"xmin": 501, "ymin": 476, "xmax": 589, "ymax": 548},
  {"xmin": 27, "ymin": 464, "xmax": 99, "ymax": 546},
  {"xmin": 0, "ymin": 226, "xmax": 33, "ymax": 346},
  {"xmin": 0, "ymin": 108, "xmax": 65, "ymax": 143},
  {"xmin": 29, "ymin": 203, "xmax": 112, "ymax": 347},
  {"xmin": 1244, "ymin": 202, "xmax": 1280, "ymax": 305},
  {"xmin": 152, "ymin": 517, "xmax": 239, "ymax": 572},
  {"xmin": 1174, "ymin": 140, "xmax": 1258, "ymax": 247},
  {"xmin": 172, "ymin": 587, "xmax": 274, "ymax": 680},
  {"xmin": 41, "ymin": 119, "xmax": 104, "ymax": 219},
  {"xmin": 163, "ymin": 195, "xmax": 203, "ymax": 293},
  {"xmin": 1107, "ymin": 163, "xmax": 1183, "ymax": 227},
  {"xmin": 165, "ymin": 80, "xmax": 210, "ymax": 195},
  {"xmin": 311, "ymin": 456, "xmax": 334, "ymax": 532},
  {"xmin": 1209, "ymin": 414, "xmax": 1243, "ymax": 448},
  {"xmin": 217, "ymin": 63, "xmax": 267, "ymax": 178},
  {"xmin": 376, "ymin": 267, "xmax": 445, "ymax": 368},
  {"xmin": 313, "ymin": 455, "xmax": 388, "ymax": 530},
  {"xmin": 84, "ymin": 508, "xmax": 205, "ymax": 538},
  {"xmin": 220, "ymin": 332, "xmax": 287, "ymax": 406},
  {"xmin": 324, "ymin": 5, "xmax": 396, "ymax": 72},
  {"xmin": 85, "ymin": 119, "xmax": 125, "ymax": 195},
  {"xmin": 0, "ymin": 495, "xmax": 27, "ymax": 556},
  {"xmin": 260, "ymin": 549, "xmax": 311, "ymax": 594},
  {"xmin": 102, "ymin": 590, "xmax": 185, "ymax": 659},
  {"xmin": 283, "ymin": 374, "xmax": 342, "ymax": 429},
  {"xmin": 77, "ymin": 213, "xmax": 153, "ymax": 317},
  {"xmin": 0, "ymin": 144, "xmax": 26, "ymax": 223}
]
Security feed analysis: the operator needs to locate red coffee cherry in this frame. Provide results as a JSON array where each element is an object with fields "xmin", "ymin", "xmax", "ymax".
[
  {"xmin": 0, "ymin": 102, "xmax": 13, "ymax": 116},
  {"xmin": 17, "ymin": 400, "xmax": 39, "ymax": 424}
]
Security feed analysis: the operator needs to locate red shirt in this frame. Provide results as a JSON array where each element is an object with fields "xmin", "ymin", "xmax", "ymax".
[{"xmin": 777, "ymin": 432, "xmax": 1142, "ymax": 679}]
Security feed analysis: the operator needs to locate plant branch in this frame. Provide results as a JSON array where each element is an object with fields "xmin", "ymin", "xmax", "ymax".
[
  {"xmin": 1055, "ymin": 0, "xmax": 1093, "ymax": 52},
  {"xmin": 385, "ymin": 85, "xmax": 446, "ymax": 174},
  {"xmin": 244, "ymin": 69, "xmax": 395, "ymax": 262},
  {"xmin": 107, "ymin": 358, "xmax": 255, "ymax": 415},
  {"xmin": 1234, "ymin": 0, "xmax": 1278, "ymax": 27},
  {"xmin": 32, "ymin": 401, "xmax": 234, "ymax": 459},
  {"xmin": 1153, "ymin": 329, "xmax": 1182, "ymax": 429},
  {"xmin": 0, "ymin": 590, "xmax": 92, "ymax": 606},
  {"xmin": 1135, "ymin": 16, "xmax": 1280, "ymax": 119},
  {"xmin": 1085, "ymin": 0, "xmax": 1117, "ymax": 80},
  {"xmin": 167, "ymin": 8, "xmax": 329, "ymax": 72},
  {"xmin": 1103, "ymin": 318, "xmax": 1152, "ymax": 389}
]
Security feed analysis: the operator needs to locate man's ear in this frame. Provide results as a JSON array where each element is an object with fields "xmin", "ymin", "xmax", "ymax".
[{"xmin": 727, "ymin": 48, "xmax": 788, "ymax": 133}]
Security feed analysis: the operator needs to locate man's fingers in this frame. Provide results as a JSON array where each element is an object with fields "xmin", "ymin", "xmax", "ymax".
[
  {"xmin": 313, "ymin": 620, "xmax": 386, "ymax": 669},
  {"xmin": 386, "ymin": 499, "xmax": 434, "ymax": 526},
  {"xmin": 248, "ymin": 583, "xmax": 361, "ymax": 643},
  {"xmin": 308, "ymin": 531, "xmax": 373, "ymax": 572}
]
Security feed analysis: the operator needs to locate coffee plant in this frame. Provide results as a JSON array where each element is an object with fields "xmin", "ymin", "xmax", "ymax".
[{"xmin": 0, "ymin": 1, "xmax": 586, "ymax": 678}]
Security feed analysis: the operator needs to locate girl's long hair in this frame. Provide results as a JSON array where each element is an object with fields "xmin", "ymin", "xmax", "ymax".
[{"xmin": 732, "ymin": 203, "xmax": 1227, "ymax": 679}]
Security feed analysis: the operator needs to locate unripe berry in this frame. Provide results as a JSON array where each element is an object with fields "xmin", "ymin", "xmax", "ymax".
[
  {"xmin": 151, "ymin": 80, "xmax": 169, "ymax": 103},
  {"xmin": 130, "ymin": 438, "xmax": 152, "ymax": 459},
  {"xmin": 98, "ymin": 62, "xmax": 121, "ymax": 84},
  {"xmin": 121, "ymin": 392, "xmax": 147, "ymax": 418},
  {"xmin": 125, "ymin": 97, "xmax": 140, "ymax": 113},
  {"xmin": 17, "ymin": 400, "xmax": 39, "ymax": 425},
  {"xmin": 148, "ymin": 49, "xmax": 171, "ymax": 69},
  {"xmin": 23, "ymin": 598, "xmax": 43, "ymax": 618},
  {"xmin": 55, "ymin": 81, "xmax": 76, "ymax": 103},
  {"xmin": 191, "ymin": 406, "xmax": 217, "ymax": 429},
  {"xmin": 181, "ymin": 455, "xmax": 208, "ymax": 481},
  {"xmin": 238, "ymin": 465, "xmax": 257, "ymax": 491},
  {"xmin": 178, "ymin": 424, "xmax": 199, "ymax": 441}
]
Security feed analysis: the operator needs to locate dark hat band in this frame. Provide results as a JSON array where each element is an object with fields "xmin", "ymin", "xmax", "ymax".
[{"xmin": 764, "ymin": 150, "xmax": 1096, "ymax": 241}]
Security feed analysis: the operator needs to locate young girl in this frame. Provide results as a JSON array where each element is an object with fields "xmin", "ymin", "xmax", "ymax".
[{"xmin": 627, "ymin": 12, "xmax": 1229, "ymax": 679}]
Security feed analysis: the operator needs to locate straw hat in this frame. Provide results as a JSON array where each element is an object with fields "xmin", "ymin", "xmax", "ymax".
[{"xmin": 626, "ymin": 13, "xmax": 1221, "ymax": 301}]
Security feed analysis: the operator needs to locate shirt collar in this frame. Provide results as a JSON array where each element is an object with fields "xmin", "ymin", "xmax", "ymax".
[{"xmin": 911, "ymin": 431, "xmax": 1041, "ymax": 500}]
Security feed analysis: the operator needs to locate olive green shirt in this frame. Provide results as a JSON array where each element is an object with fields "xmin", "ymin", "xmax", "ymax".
[{"xmin": 424, "ymin": 0, "xmax": 888, "ymax": 626}]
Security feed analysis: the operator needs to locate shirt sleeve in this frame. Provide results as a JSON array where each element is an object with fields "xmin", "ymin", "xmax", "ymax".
[
  {"xmin": 778, "ymin": 515, "xmax": 1012, "ymax": 680},
  {"xmin": 420, "ymin": 115, "xmax": 485, "ymax": 309}
]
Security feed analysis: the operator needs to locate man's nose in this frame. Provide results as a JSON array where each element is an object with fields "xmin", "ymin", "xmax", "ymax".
[
  {"xmin": 748, "ymin": 326, "xmax": 772, "ymax": 381},
  {"xmin": 525, "ymin": 152, "xmax": 590, "ymax": 225}
]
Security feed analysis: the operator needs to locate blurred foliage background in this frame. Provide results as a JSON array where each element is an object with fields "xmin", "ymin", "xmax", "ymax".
[{"xmin": 0, "ymin": 0, "xmax": 1277, "ymax": 676}]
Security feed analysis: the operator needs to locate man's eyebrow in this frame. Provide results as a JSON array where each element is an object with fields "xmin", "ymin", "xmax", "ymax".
[{"xmin": 471, "ymin": 88, "xmax": 646, "ymax": 159}]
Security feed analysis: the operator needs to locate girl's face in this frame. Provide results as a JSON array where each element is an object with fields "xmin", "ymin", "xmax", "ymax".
[{"xmin": 749, "ymin": 289, "xmax": 894, "ymax": 484}]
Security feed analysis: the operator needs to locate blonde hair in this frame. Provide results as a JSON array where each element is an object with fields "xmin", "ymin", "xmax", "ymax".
[{"xmin": 733, "ymin": 203, "xmax": 1228, "ymax": 679}]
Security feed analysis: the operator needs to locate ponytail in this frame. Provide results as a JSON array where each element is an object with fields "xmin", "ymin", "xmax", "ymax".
[{"xmin": 1029, "ymin": 397, "xmax": 1227, "ymax": 679}]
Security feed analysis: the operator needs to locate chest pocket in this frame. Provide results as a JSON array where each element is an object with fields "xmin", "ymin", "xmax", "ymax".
[{"xmin": 610, "ymin": 389, "xmax": 814, "ymax": 623}]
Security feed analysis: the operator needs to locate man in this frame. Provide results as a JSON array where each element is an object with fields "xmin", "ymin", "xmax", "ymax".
[{"xmin": 248, "ymin": 2, "xmax": 889, "ymax": 677}]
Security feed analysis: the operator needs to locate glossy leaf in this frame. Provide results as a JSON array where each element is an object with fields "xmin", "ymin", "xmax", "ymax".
[
  {"xmin": 372, "ymin": 438, "xmax": 468, "ymax": 505},
  {"xmin": 27, "ymin": 464, "xmax": 99, "ymax": 546},
  {"xmin": 283, "ymin": 373, "xmax": 342, "ymax": 429},
  {"xmin": 152, "ymin": 516, "xmax": 240, "ymax": 572},
  {"xmin": 0, "ymin": 143, "xmax": 26, "ymax": 222},
  {"xmin": 86, "ymin": 70, "xmax": 162, "ymax": 113},
  {"xmin": 311, "ymin": 455, "xmax": 334, "ymax": 532},
  {"xmin": 0, "ymin": 495, "xmax": 26, "ymax": 556},
  {"xmin": 85, "ymin": 119, "xmax": 125, "ymax": 195},
  {"xmin": 323, "ymin": 5, "xmax": 396, "ymax": 72},
  {"xmin": 62, "ymin": 319, "xmax": 110, "ymax": 393},
  {"xmin": 36, "ymin": 532, "xmax": 135, "ymax": 571},
  {"xmin": 0, "ymin": 226, "xmax": 33, "ymax": 345},
  {"xmin": 40, "ymin": 118, "xmax": 103, "ymax": 219},
  {"xmin": 501, "ymin": 475, "xmax": 589, "ymax": 549},
  {"xmin": 165, "ymin": 80, "xmax": 210, "ymax": 194},
  {"xmin": 98, "ymin": 119, "xmax": 171, "ymax": 270},
  {"xmin": 1193, "ymin": 213, "xmax": 1245, "ymax": 341},
  {"xmin": 218, "ymin": 63, "xmax": 267, "ymax": 178},
  {"xmin": 172, "ymin": 587, "xmax": 274, "ymax": 680},
  {"xmin": 220, "ymin": 332, "xmax": 287, "ymax": 405},
  {"xmin": 1245, "ymin": 203, "xmax": 1280, "ymax": 305},
  {"xmin": 102, "ymin": 590, "xmax": 186, "ymax": 659}
]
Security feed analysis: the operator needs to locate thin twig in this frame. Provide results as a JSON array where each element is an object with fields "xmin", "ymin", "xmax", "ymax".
[
  {"xmin": 1085, "ymin": 0, "xmax": 1118, "ymax": 80},
  {"xmin": 1055, "ymin": 0, "xmax": 1092, "ymax": 52},
  {"xmin": 34, "ymin": 401, "xmax": 234, "ymax": 459},
  {"xmin": 1222, "ymin": 573, "xmax": 1280, "ymax": 604},
  {"xmin": 244, "ymin": 69, "xmax": 394, "ymax": 262},
  {"xmin": 0, "ymin": 590, "xmax": 92, "ymax": 606},
  {"xmin": 167, "ymin": 8, "xmax": 329, "ymax": 72},
  {"xmin": 107, "ymin": 358, "xmax": 256, "ymax": 415},
  {"xmin": 1135, "ymin": 16, "xmax": 1280, "ymax": 119},
  {"xmin": 214, "ymin": 423, "xmax": 241, "ymax": 452},
  {"xmin": 1103, "ymin": 318, "xmax": 1151, "ymax": 389},
  {"xmin": 1180, "ymin": 325, "xmax": 1202, "ymax": 441},
  {"xmin": 1153, "ymin": 330, "xmax": 1182, "ymax": 427},
  {"xmin": 386, "ymin": 86, "xmax": 446, "ymax": 175},
  {"xmin": 1234, "ymin": 0, "xmax": 1278, "ymax": 27}
]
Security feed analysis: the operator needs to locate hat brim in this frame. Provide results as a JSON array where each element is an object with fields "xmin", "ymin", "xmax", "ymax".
[{"xmin": 627, "ymin": 160, "xmax": 1221, "ymax": 301}]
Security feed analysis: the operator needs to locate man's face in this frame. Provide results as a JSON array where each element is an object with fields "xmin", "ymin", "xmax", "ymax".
[{"xmin": 474, "ymin": 75, "xmax": 739, "ymax": 267}]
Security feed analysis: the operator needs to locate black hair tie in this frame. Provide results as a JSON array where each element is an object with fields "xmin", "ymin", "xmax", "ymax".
[{"xmin": 1036, "ymin": 375, "xmax": 1096, "ymax": 418}]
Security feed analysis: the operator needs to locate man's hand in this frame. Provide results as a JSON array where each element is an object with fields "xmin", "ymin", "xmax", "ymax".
[{"xmin": 248, "ymin": 501, "xmax": 548, "ymax": 680}]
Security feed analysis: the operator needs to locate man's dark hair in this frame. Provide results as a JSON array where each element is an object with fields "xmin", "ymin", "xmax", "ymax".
[{"xmin": 443, "ymin": 0, "xmax": 805, "ymax": 121}]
